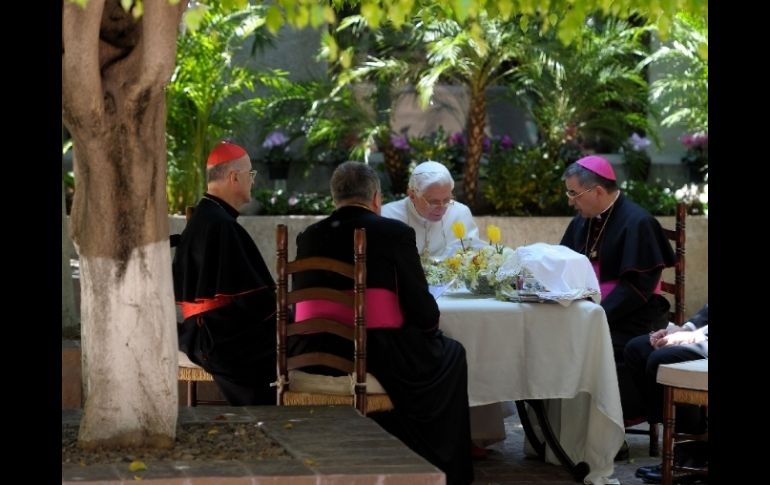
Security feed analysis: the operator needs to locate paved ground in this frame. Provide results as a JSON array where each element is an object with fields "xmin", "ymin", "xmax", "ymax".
[
  {"xmin": 63, "ymin": 405, "xmax": 663, "ymax": 484},
  {"xmin": 473, "ymin": 414, "xmax": 661, "ymax": 484}
]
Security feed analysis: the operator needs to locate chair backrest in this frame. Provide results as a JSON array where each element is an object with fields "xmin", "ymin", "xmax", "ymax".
[
  {"xmin": 275, "ymin": 223, "xmax": 370, "ymax": 414},
  {"xmin": 660, "ymin": 202, "xmax": 686, "ymax": 325}
]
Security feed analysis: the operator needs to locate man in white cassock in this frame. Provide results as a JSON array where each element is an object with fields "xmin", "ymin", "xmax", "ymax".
[
  {"xmin": 382, "ymin": 161, "xmax": 483, "ymax": 261},
  {"xmin": 382, "ymin": 160, "xmax": 512, "ymax": 455}
]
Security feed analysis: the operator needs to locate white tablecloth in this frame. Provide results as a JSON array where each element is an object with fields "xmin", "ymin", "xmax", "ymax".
[{"xmin": 437, "ymin": 290, "xmax": 624, "ymax": 484}]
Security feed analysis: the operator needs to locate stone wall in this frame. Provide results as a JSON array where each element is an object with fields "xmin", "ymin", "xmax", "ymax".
[{"xmin": 170, "ymin": 214, "xmax": 708, "ymax": 313}]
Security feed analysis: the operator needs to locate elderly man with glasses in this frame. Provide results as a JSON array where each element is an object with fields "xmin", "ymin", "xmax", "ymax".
[
  {"xmin": 173, "ymin": 141, "xmax": 277, "ymax": 405},
  {"xmin": 382, "ymin": 160, "xmax": 483, "ymax": 261},
  {"xmin": 560, "ymin": 156, "xmax": 676, "ymax": 443},
  {"xmin": 382, "ymin": 160, "xmax": 510, "ymax": 457}
]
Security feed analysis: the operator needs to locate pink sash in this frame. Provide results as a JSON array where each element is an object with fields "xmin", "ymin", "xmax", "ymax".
[
  {"xmin": 591, "ymin": 261, "xmax": 662, "ymax": 302},
  {"xmin": 295, "ymin": 288, "xmax": 404, "ymax": 329}
]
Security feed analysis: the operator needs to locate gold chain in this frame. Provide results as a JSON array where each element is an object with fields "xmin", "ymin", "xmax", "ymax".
[{"xmin": 585, "ymin": 203, "xmax": 615, "ymax": 260}]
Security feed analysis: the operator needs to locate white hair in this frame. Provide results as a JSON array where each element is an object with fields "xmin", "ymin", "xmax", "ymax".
[{"xmin": 408, "ymin": 161, "xmax": 454, "ymax": 194}]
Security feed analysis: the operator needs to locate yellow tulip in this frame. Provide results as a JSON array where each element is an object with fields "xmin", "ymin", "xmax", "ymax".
[
  {"xmin": 487, "ymin": 225, "xmax": 501, "ymax": 244},
  {"xmin": 452, "ymin": 221, "xmax": 466, "ymax": 239}
]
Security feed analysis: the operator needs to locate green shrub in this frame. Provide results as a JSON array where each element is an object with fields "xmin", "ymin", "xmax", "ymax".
[
  {"xmin": 483, "ymin": 144, "xmax": 571, "ymax": 216},
  {"xmin": 620, "ymin": 180, "xmax": 677, "ymax": 216},
  {"xmin": 253, "ymin": 190, "xmax": 335, "ymax": 216}
]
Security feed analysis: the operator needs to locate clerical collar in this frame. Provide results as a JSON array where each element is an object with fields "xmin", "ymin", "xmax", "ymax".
[
  {"xmin": 203, "ymin": 193, "xmax": 239, "ymax": 218},
  {"xmin": 595, "ymin": 191, "xmax": 620, "ymax": 221}
]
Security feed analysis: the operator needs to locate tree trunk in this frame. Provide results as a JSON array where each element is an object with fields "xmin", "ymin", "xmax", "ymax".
[
  {"xmin": 62, "ymin": 179, "xmax": 79, "ymax": 332},
  {"xmin": 62, "ymin": 0, "xmax": 186, "ymax": 449},
  {"xmin": 462, "ymin": 86, "xmax": 487, "ymax": 209},
  {"xmin": 380, "ymin": 135, "xmax": 408, "ymax": 194}
]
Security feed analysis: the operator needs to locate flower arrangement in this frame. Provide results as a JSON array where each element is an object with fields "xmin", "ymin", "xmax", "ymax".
[
  {"xmin": 261, "ymin": 130, "xmax": 293, "ymax": 178},
  {"xmin": 622, "ymin": 132, "xmax": 652, "ymax": 182},
  {"xmin": 423, "ymin": 222, "xmax": 517, "ymax": 298}
]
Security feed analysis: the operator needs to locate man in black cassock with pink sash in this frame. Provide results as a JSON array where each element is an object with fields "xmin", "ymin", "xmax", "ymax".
[
  {"xmin": 289, "ymin": 161, "xmax": 473, "ymax": 485},
  {"xmin": 560, "ymin": 156, "xmax": 675, "ymax": 422},
  {"xmin": 173, "ymin": 141, "xmax": 276, "ymax": 405}
]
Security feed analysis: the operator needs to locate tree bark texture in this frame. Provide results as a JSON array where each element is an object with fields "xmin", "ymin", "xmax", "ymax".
[
  {"xmin": 381, "ymin": 136, "xmax": 408, "ymax": 195},
  {"xmin": 462, "ymin": 86, "xmax": 487, "ymax": 209},
  {"xmin": 62, "ymin": 0, "xmax": 186, "ymax": 449}
]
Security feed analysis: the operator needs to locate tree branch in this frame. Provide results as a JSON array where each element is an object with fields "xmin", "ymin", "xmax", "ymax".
[
  {"xmin": 138, "ymin": 0, "xmax": 187, "ymax": 91},
  {"xmin": 62, "ymin": 0, "xmax": 106, "ymax": 135}
]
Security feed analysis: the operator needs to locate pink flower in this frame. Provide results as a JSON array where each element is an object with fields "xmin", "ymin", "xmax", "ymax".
[
  {"xmin": 390, "ymin": 134, "xmax": 410, "ymax": 150},
  {"xmin": 680, "ymin": 132, "xmax": 708, "ymax": 149},
  {"xmin": 447, "ymin": 132, "xmax": 466, "ymax": 146}
]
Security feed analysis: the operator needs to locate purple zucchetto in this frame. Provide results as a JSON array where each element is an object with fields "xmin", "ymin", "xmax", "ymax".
[{"xmin": 576, "ymin": 155, "xmax": 616, "ymax": 181}]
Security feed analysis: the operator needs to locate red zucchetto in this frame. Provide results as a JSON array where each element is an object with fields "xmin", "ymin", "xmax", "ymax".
[{"xmin": 207, "ymin": 141, "xmax": 248, "ymax": 167}]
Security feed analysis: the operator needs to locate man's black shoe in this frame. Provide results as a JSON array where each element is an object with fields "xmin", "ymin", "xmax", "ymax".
[
  {"xmin": 642, "ymin": 469, "xmax": 707, "ymax": 484},
  {"xmin": 636, "ymin": 464, "xmax": 661, "ymax": 478}
]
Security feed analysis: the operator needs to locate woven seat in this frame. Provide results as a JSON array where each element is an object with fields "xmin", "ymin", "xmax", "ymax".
[
  {"xmin": 275, "ymin": 224, "xmax": 393, "ymax": 416},
  {"xmin": 657, "ymin": 359, "xmax": 708, "ymax": 485},
  {"xmin": 626, "ymin": 202, "xmax": 687, "ymax": 457}
]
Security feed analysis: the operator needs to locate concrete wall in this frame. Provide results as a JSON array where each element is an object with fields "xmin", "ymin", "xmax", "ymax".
[{"xmin": 169, "ymin": 214, "xmax": 708, "ymax": 313}]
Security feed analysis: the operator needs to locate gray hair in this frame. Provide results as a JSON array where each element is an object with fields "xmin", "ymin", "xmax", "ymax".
[
  {"xmin": 207, "ymin": 160, "xmax": 236, "ymax": 183},
  {"xmin": 408, "ymin": 161, "xmax": 454, "ymax": 194},
  {"xmin": 330, "ymin": 161, "xmax": 381, "ymax": 205},
  {"xmin": 562, "ymin": 162, "xmax": 618, "ymax": 192}
]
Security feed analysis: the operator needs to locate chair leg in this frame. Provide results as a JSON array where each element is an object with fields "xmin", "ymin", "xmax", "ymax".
[
  {"xmin": 187, "ymin": 381, "xmax": 198, "ymax": 407},
  {"xmin": 650, "ymin": 422, "xmax": 660, "ymax": 457},
  {"xmin": 661, "ymin": 386, "xmax": 675, "ymax": 485}
]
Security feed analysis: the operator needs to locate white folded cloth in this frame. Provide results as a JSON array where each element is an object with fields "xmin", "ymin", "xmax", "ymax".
[{"xmin": 497, "ymin": 243, "xmax": 600, "ymax": 306}]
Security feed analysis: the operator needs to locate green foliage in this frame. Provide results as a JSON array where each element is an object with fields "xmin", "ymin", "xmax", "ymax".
[
  {"xmin": 166, "ymin": 2, "xmax": 275, "ymax": 214},
  {"xmin": 641, "ymin": 12, "xmax": 708, "ymax": 132},
  {"xmin": 483, "ymin": 144, "xmax": 571, "ymax": 216},
  {"xmin": 253, "ymin": 189, "xmax": 335, "ymax": 215},
  {"xmin": 258, "ymin": 78, "xmax": 377, "ymax": 171},
  {"xmin": 507, "ymin": 16, "xmax": 654, "ymax": 154},
  {"xmin": 620, "ymin": 179, "xmax": 678, "ymax": 216}
]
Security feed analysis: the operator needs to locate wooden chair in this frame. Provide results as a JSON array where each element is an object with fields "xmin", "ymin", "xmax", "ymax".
[
  {"xmin": 657, "ymin": 359, "xmax": 708, "ymax": 485},
  {"xmin": 626, "ymin": 201, "xmax": 687, "ymax": 456},
  {"xmin": 172, "ymin": 206, "xmax": 226, "ymax": 406},
  {"xmin": 275, "ymin": 224, "xmax": 393, "ymax": 416}
]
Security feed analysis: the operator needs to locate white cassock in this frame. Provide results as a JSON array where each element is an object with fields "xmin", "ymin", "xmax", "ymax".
[
  {"xmin": 381, "ymin": 197, "xmax": 484, "ymax": 260},
  {"xmin": 381, "ymin": 196, "xmax": 513, "ymax": 447}
]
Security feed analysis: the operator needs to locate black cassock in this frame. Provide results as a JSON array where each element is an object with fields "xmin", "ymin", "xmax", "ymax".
[
  {"xmin": 561, "ymin": 192, "xmax": 676, "ymax": 350},
  {"xmin": 290, "ymin": 206, "xmax": 474, "ymax": 485},
  {"xmin": 173, "ymin": 194, "xmax": 276, "ymax": 405},
  {"xmin": 561, "ymin": 193, "xmax": 676, "ymax": 419}
]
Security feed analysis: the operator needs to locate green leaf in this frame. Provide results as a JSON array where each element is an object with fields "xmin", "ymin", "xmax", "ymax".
[
  {"xmin": 309, "ymin": 4, "xmax": 325, "ymax": 28},
  {"xmin": 120, "ymin": 0, "xmax": 132, "ymax": 13},
  {"xmin": 340, "ymin": 48, "xmax": 353, "ymax": 69},
  {"xmin": 131, "ymin": 1, "xmax": 143, "ymax": 19},
  {"xmin": 452, "ymin": 0, "xmax": 471, "ymax": 22},
  {"xmin": 498, "ymin": 0, "xmax": 513, "ymax": 19},
  {"xmin": 266, "ymin": 5, "xmax": 283, "ymax": 34},
  {"xmin": 361, "ymin": 1, "xmax": 383, "ymax": 29},
  {"xmin": 183, "ymin": 4, "xmax": 209, "ymax": 33}
]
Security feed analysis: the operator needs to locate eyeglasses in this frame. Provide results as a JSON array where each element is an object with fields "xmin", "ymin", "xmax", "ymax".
[
  {"xmin": 420, "ymin": 195, "xmax": 455, "ymax": 210},
  {"xmin": 236, "ymin": 169, "xmax": 258, "ymax": 182},
  {"xmin": 565, "ymin": 186, "xmax": 594, "ymax": 200}
]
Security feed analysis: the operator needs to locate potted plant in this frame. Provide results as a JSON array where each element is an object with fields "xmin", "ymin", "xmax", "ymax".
[
  {"xmin": 680, "ymin": 132, "xmax": 708, "ymax": 183},
  {"xmin": 622, "ymin": 133, "xmax": 653, "ymax": 182},
  {"xmin": 261, "ymin": 130, "xmax": 293, "ymax": 180}
]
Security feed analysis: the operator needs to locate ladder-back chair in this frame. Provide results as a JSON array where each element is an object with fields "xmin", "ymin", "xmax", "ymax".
[
  {"xmin": 275, "ymin": 224, "xmax": 393, "ymax": 415},
  {"xmin": 626, "ymin": 201, "xmax": 687, "ymax": 456}
]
